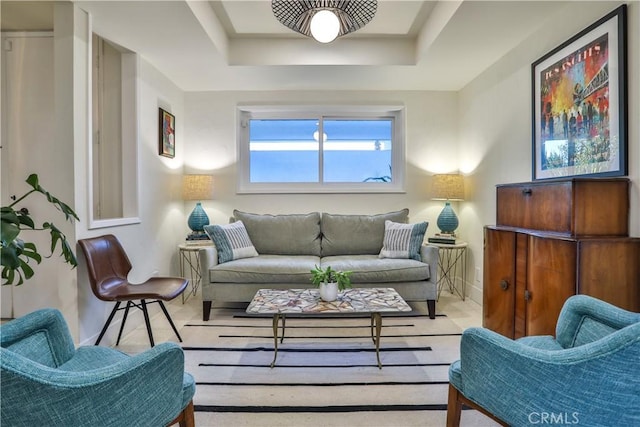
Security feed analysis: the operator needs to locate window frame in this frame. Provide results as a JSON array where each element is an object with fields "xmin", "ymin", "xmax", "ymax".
[
  {"xmin": 237, "ymin": 105, "xmax": 405, "ymax": 194},
  {"xmin": 87, "ymin": 21, "xmax": 140, "ymax": 229}
]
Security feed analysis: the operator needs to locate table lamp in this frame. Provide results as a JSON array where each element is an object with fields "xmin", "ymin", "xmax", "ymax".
[
  {"xmin": 431, "ymin": 174, "xmax": 464, "ymax": 235},
  {"xmin": 182, "ymin": 174, "xmax": 213, "ymax": 239}
]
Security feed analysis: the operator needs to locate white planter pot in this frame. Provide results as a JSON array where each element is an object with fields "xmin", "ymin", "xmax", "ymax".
[{"xmin": 319, "ymin": 282, "xmax": 339, "ymax": 302}]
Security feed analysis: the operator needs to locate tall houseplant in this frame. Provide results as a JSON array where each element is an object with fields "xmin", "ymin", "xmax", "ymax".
[{"xmin": 1, "ymin": 174, "xmax": 79, "ymax": 285}]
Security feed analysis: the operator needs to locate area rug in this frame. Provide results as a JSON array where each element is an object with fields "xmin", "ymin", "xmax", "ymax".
[{"xmin": 179, "ymin": 302, "xmax": 497, "ymax": 426}]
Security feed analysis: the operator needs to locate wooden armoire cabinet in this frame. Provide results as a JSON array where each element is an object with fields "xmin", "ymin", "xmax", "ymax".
[{"xmin": 483, "ymin": 178, "xmax": 640, "ymax": 339}]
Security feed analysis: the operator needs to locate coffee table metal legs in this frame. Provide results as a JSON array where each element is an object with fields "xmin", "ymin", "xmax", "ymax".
[
  {"xmin": 371, "ymin": 313, "xmax": 383, "ymax": 369},
  {"xmin": 271, "ymin": 312, "xmax": 383, "ymax": 369},
  {"xmin": 271, "ymin": 313, "xmax": 284, "ymax": 368}
]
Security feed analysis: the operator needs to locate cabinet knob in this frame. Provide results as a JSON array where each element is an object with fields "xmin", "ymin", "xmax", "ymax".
[
  {"xmin": 522, "ymin": 188, "xmax": 532, "ymax": 196},
  {"xmin": 500, "ymin": 280, "xmax": 509, "ymax": 290}
]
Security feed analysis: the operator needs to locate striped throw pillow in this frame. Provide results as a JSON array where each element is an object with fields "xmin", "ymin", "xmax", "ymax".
[
  {"xmin": 204, "ymin": 221, "xmax": 259, "ymax": 263},
  {"xmin": 379, "ymin": 220, "xmax": 428, "ymax": 261}
]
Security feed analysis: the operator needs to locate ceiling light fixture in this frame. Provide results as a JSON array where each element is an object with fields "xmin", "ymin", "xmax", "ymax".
[{"xmin": 272, "ymin": 0, "xmax": 377, "ymax": 44}]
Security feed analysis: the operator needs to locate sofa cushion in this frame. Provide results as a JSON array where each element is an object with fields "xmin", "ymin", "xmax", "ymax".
[
  {"xmin": 321, "ymin": 255, "xmax": 430, "ymax": 283},
  {"xmin": 209, "ymin": 255, "xmax": 320, "ymax": 284},
  {"xmin": 379, "ymin": 220, "xmax": 428, "ymax": 261},
  {"xmin": 204, "ymin": 221, "xmax": 258, "ymax": 263},
  {"xmin": 320, "ymin": 209, "xmax": 409, "ymax": 256},
  {"xmin": 233, "ymin": 210, "xmax": 321, "ymax": 256}
]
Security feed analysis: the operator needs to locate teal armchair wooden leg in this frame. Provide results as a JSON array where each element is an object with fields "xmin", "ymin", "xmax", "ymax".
[
  {"xmin": 168, "ymin": 400, "xmax": 195, "ymax": 427},
  {"xmin": 446, "ymin": 383, "xmax": 508, "ymax": 427},
  {"xmin": 446, "ymin": 384, "xmax": 462, "ymax": 427}
]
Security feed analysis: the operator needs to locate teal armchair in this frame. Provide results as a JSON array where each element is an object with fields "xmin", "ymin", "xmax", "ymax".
[
  {"xmin": 1, "ymin": 308, "xmax": 195, "ymax": 426},
  {"xmin": 447, "ymin": 295, "xmax": 640, "ymax": 426}
]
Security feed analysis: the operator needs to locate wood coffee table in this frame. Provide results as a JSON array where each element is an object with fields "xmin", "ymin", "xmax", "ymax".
[{"xmin": 245, "ymin": 288, "xmax": 411, "ymax": 369}]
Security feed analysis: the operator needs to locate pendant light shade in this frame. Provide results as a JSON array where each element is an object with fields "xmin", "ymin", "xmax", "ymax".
[{"xmin": 272, "ymin": 0, "xmax": 377, "ymax": 43}]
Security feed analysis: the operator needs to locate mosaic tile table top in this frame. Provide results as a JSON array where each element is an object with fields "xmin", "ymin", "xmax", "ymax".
[{"xmin": 246, "ymin": 288, "xmax": 412, "ymax": 314}]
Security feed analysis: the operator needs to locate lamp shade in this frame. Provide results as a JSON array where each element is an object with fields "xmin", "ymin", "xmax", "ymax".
[
  {"xmin": 431, "ymin": 174, "xmax": 464, "ymax": 201},
  {"xmin": 182, "ymin": 175, "xmax": 213, "ymax": 201}
]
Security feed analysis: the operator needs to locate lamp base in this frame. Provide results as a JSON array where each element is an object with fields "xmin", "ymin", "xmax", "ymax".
[
  {"xmin": 188, "ymin": 202, "xmax": 210, "ymax": 233},
  {"xmin": 437, "ymin": 201, "xmax": 459, "ymax": 234}
]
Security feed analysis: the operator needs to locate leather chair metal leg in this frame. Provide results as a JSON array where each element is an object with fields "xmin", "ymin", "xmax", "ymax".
[
  {"xmin": 95, "ymin": 302, "xmax": 121, "ymax": 345},
  {"xmin": 141, "ymin": 299, "xmax": 155, "ymax": 347},
  {"xmin": 116, "ymin": 301, "xmax": 132, "ymax": 345},
  {"xmin": 159, "ymin": 301, "xmax": 183, "ymax": 342}
]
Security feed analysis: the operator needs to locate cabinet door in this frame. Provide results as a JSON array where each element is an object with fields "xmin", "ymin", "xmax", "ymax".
[
  {"xmin": 526, "ymin": 236, "xmax": 577, "ymax": 336},
  {"xmin": 483, "ymin": 228, "xmax": 516, "ymax": 338},
  {"xmin": 577, "ymin": 239, "xmax": 640, "ymax": 312}
]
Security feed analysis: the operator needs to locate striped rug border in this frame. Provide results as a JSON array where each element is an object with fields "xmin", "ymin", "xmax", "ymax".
[
  {"xmin": 194, "ymin": 404, "xmax": 454, "ymax": 413},
  {"xmin": 196, "ymin": 380, "xmax": 450, "ymax": 387},
  {"xmin": 198, "ymin": 362, "xmax": 451, "ymax": 368},
  {"xmin": 218, "ymin": 333, "xmax": 461, "ymax": 339},
  {"xmin": 183, "ymin": 346, "xmax": 432, "ymax": 352}
]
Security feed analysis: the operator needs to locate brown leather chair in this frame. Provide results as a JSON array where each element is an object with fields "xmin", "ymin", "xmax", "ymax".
[{"xmin": 78, "ymin": 234, "xmax": 189, "ymax": 347}]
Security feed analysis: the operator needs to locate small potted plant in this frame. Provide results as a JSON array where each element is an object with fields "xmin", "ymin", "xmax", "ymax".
[{"xmin": 310, "ymin": 265, "xmax": 352, "ymax": 302}]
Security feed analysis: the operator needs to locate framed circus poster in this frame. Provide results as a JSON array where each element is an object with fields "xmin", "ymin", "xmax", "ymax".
[
  {"xmin": 532, "ymin": 5, "xmax": 627, "ymax": 180},
  {"xmin": 159, "ymin": 108, "xmax": 176, "ymax": 158}
]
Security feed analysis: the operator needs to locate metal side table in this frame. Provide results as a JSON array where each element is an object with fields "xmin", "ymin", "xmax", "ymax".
[
  {"xmin": 178, "ymin": 243, "xmax": 212, "ymax": 303},
  {"xmin": 431, "ymin": 241, "xmax": 468, "ymax": 301}
]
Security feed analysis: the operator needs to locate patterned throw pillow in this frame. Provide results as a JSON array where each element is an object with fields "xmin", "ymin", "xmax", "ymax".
[
  {"xmin": 379, "ymin": 220, "xmax": 428, "ymax": 261},
  {"xmin": 204, "ymin": 221, "xmax": 259, "ymax": 264}
]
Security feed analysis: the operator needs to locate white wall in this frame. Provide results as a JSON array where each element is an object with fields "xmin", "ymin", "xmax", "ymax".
[
  {"xmin": 0, "ymin": 33, "xmax": 60, "ymax": 319},
  {"xmin": 184, "ymin": 90, "xmax": 460, "ymax": 234},
  {"xmin": 457, "ymin": 1, "xmax": 639, "ymax": 303}
]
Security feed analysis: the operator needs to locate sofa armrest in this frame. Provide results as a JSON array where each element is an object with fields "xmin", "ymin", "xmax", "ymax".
[
  {"xmin": 0, "ymin": 308, "xmax": 75, "ymax": 367},
  {"xmin": 199, "ymin": 246, "xmax": 218, "ymax": 282},
  {"xmin": 420, "ymin": 244, "xmax": 438, "ymax": 285},
  {"xmin": 555, "ymin": 294, "xmax": 640, "ymax": 348}
]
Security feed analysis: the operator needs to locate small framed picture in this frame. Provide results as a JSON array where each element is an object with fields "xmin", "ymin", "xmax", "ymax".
[
  {"xmin": 159, "ymin": 108, "xmax": 175, "ymax": 158},
  {"xmin": 531, "ymin": 5, "xmax": 627, "ymax": 180}
]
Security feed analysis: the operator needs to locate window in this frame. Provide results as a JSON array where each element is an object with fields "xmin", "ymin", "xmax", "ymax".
[{"xmin": 238, "ymin": 106, "xmax": 404, "ymax": 193}]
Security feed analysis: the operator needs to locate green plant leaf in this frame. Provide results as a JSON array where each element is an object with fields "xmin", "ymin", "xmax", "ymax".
[
  {"xmin": 26, "ymin": 174, "xmax": 80, "ymax": 222},
  {"xmin": 1, "ymin": 207, "xmax": 20, "ymax": 224},
  {"xmin": 26, "ymin": 173, "xmax": 39, "ymax": 188},
  {"xmin": 17, "ymin": 212, "xmax": 35, "ymax": 229},
  {"xmin": 21, "ymin": 242, "xmax": 42, "ymax": 264},
  {"xmin": 1, "ymin": 221, "xmax": 20, "ymax": 246},
  {"xmin": 19, "ymin": 258, "xmax": 35, "ymax": 280},
  {"xmin": 2, "ymin": 266, "xmax": 17, "ymax": 285},
  {"xmin": 43, "ymin": 222, "xmax": 77, "ymax": 267},
  {"xmin": 1, "ymin": 245, "xmax": 21, "ymax": 269}
]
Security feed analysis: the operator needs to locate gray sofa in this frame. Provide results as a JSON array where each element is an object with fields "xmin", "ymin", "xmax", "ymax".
[{"xmin": 200, "ymin": 209, "xmax": 439, "ymax": 320}]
